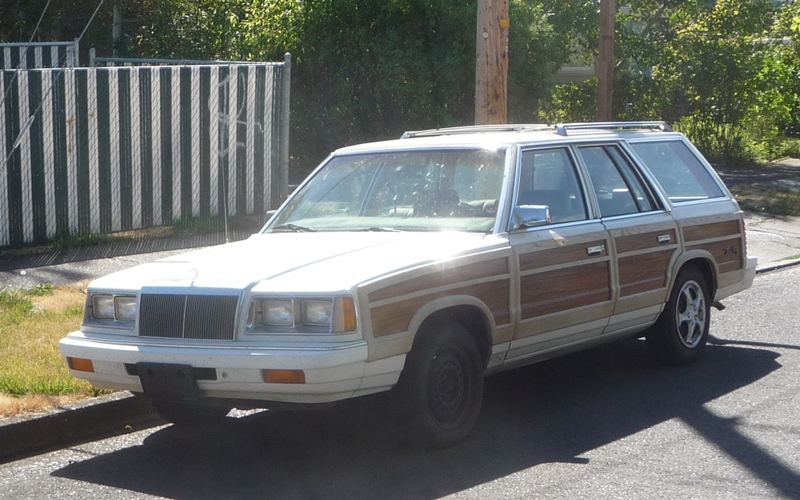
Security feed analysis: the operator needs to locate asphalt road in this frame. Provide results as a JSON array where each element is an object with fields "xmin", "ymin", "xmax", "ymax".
[{"xmin": 1, "ymin": 266, "xmax": 799, "ymax": 499}]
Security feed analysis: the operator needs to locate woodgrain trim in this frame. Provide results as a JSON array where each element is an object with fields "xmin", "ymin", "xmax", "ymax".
[
  {"xmin": 368, "ymin": 257, "xmax": 508, "ymax": 303},
  {"xmin": 519, "ymin": 239, "xmax": 607, "ymax": 271},
  {"xmin": 520, "ymin": 261, "xmax": 611, "ymax": 319},
  {"xmin": 615, "ymin": 229, "xmax": 676, "ymax": 254},
  {"xmin": 683, "ymin": 220, "xmax": 740, "ymax": 242},
  {"xmin": 618, "ymin": 250, "xmax": 672, "ymax": 297},
  {"xmin": 371, "ymin": 279, "xmax": 510, "ymax": 337},
  {"xmin": 686, "ymin": 237, "xmax": 744, "ymax": 273}
]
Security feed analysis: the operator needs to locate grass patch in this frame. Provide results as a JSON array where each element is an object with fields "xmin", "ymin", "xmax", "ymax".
[
  {"xmin": 0, "ymin": 283, "xmax": 102, "ymax": 404},
  {"xmin": 49, "ymin": 232, "xmax": 122, "ymax": 250},
  {"xmin": 729, "ymin": 185, "xmax": 800, "ymax": 217},
  {"xmin": 0, "ymin": 393, "xmax": 86, "ymax": 418}
]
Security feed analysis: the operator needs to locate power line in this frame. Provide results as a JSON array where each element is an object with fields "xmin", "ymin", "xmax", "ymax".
[
  {"xmin": 1, "ymin": 0, "xmax": 107, "ymax": 172},
  {"xmin": 79, "ymin": 0, "xmax": 107, "ymax": 44},
  {"xmin": 0, "ymin": 0, "xmax": 54, "ymax": 109}
]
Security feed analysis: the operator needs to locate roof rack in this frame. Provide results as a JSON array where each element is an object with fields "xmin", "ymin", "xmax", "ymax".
[
  {"xmin": 400, "ymin": 121, "xmax": 673, "ymax": 139},
  {"xmin": 555, "ymin": 121, "xmax": 672, "ymax": 136},
  {"xmin": 400, "ymin": 124, "xmax": 553, "ymax": 139}
]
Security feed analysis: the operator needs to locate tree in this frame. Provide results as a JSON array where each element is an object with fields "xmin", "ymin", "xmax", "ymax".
[{"xmin": 547, "ymin": 0, "xmax": 796, "ymax": 163}]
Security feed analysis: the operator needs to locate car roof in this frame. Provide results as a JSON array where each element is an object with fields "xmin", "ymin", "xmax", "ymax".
[{"xmin": 333, "ymin": 122, "xmax": 680, "ymax": 155}]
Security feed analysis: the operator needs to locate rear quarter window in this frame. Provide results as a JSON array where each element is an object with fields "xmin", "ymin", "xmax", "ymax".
[{"xmin": 630, "ymin": 140, "xmax": 725, "ymax": 203}]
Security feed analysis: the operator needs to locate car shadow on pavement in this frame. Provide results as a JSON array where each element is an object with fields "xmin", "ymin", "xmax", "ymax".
[{"xmin": 52, "ymin": 339, "xmax": 793, "ymax": 499}]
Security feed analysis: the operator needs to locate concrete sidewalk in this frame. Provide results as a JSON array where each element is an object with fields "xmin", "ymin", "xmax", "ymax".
[
  {"xmin": 743, "ymin": 212, "xmax": 800, "ymax": 272},
  {"xmin": 1, "ymin": 212, "xmax": 799, "ymax": 464}
]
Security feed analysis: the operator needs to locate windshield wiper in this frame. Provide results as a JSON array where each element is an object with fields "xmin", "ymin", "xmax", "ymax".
[
  {"xmin": 271, "ymin": 223, "xmax": 318, "ymax": 232},
  {"xmin": 358, "ymin": 227, "xmax": 403, "ymax": 232}
]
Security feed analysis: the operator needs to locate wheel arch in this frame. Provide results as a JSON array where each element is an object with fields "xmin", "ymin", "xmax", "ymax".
[
  {"xmin": 669, "ymin": 251, "xmax": 717, "ymax": 299},
  {"xmin": 407, "ymin": 297, "xmax": 494, "ymax": 370}
]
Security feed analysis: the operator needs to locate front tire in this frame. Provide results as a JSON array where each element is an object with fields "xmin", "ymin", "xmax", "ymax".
[
  {"xmin": 395, "ymin": 321, "xmax": 484, "ymax": 447},
  {"xmin": 647, "ymin": 266, "xmax": 711, "ymax": 365}
]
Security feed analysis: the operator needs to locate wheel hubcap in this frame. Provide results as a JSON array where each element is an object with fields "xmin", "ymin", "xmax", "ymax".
[
  {"xmin": 429, "ymin": 351, "xmax": 465, "ymax": 424},
  {"xmin": 675, "ymin": 280, "xmax": 706, "ymax": 348}
]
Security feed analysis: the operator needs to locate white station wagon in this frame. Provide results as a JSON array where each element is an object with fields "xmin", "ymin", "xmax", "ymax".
[{"xmin": 60, "ymin": 122, "xmax": 756, "ymax": 445}]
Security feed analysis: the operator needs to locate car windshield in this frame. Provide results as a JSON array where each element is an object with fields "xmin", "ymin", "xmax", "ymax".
[{"xmin": 266, "ymin": 148, "xmax": 507, "ymax": 233}]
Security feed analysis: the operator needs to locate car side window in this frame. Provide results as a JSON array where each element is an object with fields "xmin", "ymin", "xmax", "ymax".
[
  {"xmin": 578, "ymin": 145, "xmax": 657, "ymax": 218},
  {"xmin": 630, "ymin": 140, "xmax": 725, "ymax": 203},
  {"xmin": 516, "ymin": 148, "xmax": 588, "ymax": 223}
]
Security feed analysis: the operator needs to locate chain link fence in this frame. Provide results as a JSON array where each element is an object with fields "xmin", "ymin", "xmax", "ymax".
[
  {"xmin": 0, "ymin": 49, "xmax": 290, "ymax": 252},
  {"xmin": 1, "ymin": 40, "xmax": 80, "ymax": 69}
]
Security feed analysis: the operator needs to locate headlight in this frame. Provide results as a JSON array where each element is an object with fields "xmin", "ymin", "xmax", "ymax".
[
  {"xmin": 302, "ymin": 300, "xmax": 332, "ymax": 326},
  {"xmin": 92, "ymin": 295, "xmax": 115, "ymax": 319},
  {"xmin": 247, "ymin": 297, "xmax": 357, "ymax": 334},
  {"xmin": 263, "ymin": 300, "xmax": 294, "ymax": 327},
  {"xmin": 115, "ymin": 296, "xmax": 138, "ymax": 321},
  {"xmin": 88, "ymin": 293, "xmax": 137, "ymax": 324}
]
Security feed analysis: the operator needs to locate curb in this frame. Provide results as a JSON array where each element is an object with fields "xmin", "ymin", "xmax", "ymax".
[
  {"xmin": 0, "ymin": 391, "xmax": 163, "ymax": 465},
  {"xmin": 756, "ymin": 258, "xmax": 800, "ymax": 274}
]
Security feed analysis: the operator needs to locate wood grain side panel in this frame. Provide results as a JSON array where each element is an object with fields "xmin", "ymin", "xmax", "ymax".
[
  {"xmin": 368, "ymin": 257, "xmax": 508, "ymax": 303},
  {"xmin": 615, "ymin": 229, "xmax": 676, "ymax": 254},
  {"xmin": 618, "ymin": 250, "xmax": 673, "ymax": 297},
  {"xmin": 683, "ymin": 220, "xmax": 740, "ymax": 242},
  {"xmin": 519, "ymin": 239, "xmax": 607, "ymax": 271},
  {"xmin": 687, "ymin": 238, "xmax": 744, "ymax": 273},
  {"xmin": 520, "ymin": 262, "xmax": 611, "ymax": 319},
  {"xmin": 371, "ymin": 279, "xmax": 510, "ymax": 337}
]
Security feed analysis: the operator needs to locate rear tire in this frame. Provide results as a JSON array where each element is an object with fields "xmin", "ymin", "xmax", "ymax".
[
  {"xmin": 395, "ymin": 321, "xmax": 484, "ymax": 447},
  {"xmin": 647, "ymin": 266, "xmax": 711, "ymax": 365}
]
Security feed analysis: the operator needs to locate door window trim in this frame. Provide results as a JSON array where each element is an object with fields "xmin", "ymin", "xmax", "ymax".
[{"xmin": 508, "ymin": 145, "xmax": 595, "ymax": 233}]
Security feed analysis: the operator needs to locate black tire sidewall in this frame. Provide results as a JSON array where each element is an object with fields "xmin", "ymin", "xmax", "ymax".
[
  {"xmin": 647, "ymin": 266, "xmax": 711, "ymax": 365},
  {"xmin": 396, "ymin": 322, "xmax": 484, "ymax": 447}
]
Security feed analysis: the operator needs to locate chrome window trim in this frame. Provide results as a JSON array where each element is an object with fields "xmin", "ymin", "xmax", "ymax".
[
  {"xmin": 571, "ymin": 141, "xmax": 667, "ymax": 219},
  {"xmin": 507, "ymin": 145, "xmax": 595, "ymax": 233},
  {"xmin": 624, "ymin": 136, "xmax": 731, "ymax": 203}
]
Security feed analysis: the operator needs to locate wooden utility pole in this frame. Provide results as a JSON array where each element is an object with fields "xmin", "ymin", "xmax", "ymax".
[
  {"xmin": 475, "ymin": 0, "xmax": 509, "ymax": 125},
  {"xmin": 112, "ymin": 2, "xmax": 122, "ymax": 58},
  {"xmin": 597, "ymin": 0, "xmax": 615, "ymax": 121}
]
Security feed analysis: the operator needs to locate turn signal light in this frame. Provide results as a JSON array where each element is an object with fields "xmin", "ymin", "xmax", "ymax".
[
  {"xmin": 67, "ymin": 357, "xmax": 95, "ymax": 373},
  {"xmin": 262, "ymin": 369, "xmax": 305, "ymax": 384},
  {"xmin": 333, "ymin": 297, "xmax": 357, "ymax": 332}
]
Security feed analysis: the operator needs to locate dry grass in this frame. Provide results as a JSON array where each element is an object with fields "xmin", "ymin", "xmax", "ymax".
[
  {"xmin": 31, "ymin": 283, "xmax": 86, "ymax": 311},
  {"xmin": 0, "ymin": 393, "xmax": 85, "ymax": 418},
  {"xmin": 0, "ymin": 283, "xmax": 101, "ymax": 403}
]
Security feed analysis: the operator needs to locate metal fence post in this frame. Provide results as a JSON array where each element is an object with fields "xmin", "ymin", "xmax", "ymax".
[
  {"xmin": 280, "ymin": 52, "xmax": 291, "ymax": 205},
  {"xmin": 71, "ymin": 38, "xmax": 80, "ymax": 67}
]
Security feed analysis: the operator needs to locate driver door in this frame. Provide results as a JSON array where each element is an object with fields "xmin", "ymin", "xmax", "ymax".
[{"xmin": 507, "ymin": 147, "xmax": 615, "ymax": 361}]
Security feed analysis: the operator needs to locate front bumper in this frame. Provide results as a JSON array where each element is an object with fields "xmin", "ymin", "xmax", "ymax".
[{"xmin": 59, "ymin": 332, "xmax": 401, "ymax": 404}]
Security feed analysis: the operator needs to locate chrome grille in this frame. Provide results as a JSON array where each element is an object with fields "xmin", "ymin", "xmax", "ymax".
[{"xmin": 139, "ymin": 294, "xmax": 239, "ymax": 340}]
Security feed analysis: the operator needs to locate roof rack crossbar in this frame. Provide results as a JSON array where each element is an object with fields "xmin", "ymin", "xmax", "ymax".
[
  {"xmin": 555, "ymin": 121, "xmax": 672, "ymax": 136},
  {"xmin": 401, "ymin": 124, "xmax": 552, "ymax": 139}
]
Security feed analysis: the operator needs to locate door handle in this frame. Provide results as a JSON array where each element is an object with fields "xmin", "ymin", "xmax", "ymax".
[
  {"xmin": 657, "ymin": 234, "xmax": 671, "ymax": 244},
  {"xmin": 587, "ymin": 244, "xmax": 605, "ymax": 256}
]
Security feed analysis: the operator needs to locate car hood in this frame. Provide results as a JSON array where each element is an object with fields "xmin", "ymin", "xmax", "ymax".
[{"xmin": 88, "ymin": 232, "xmax": 509, "ymax": 294}]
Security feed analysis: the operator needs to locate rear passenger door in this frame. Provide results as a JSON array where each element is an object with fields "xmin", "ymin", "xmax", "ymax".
[
  {"xmin": 507, "ymin": 147, "xmax": 614, "ymax": 362},
  {"xmin": 576, "ymin": 143, "xmax": 680, "ymax": 334}
]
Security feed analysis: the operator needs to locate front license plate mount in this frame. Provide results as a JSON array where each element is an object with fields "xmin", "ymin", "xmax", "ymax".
[{"xmin": 137, "ymin": 363, "xmax": 202, "ymax": 401}]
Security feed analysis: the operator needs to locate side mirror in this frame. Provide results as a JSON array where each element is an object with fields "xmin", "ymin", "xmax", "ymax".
[{"xmin": 512, "ymin": 205, "xmax": 551, "ymax": 230}]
